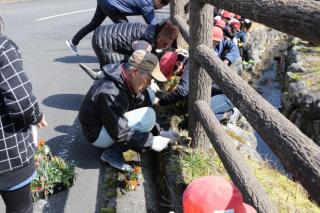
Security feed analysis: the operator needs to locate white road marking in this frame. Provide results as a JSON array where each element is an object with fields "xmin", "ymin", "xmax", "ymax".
[{"xmin": 36, "ymin": 8, "xmax": 95, "ymax": 21}]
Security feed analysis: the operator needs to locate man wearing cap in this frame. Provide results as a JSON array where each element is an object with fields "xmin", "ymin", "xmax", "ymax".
[
  {"xmin": 154, "ymin": 49, "xmax": 240, "ymax": 123},
  {"xmin": 221, "ymin": 10, "xmax": 233, "ymax": 23},
  {"xmin": 79, "ymin": 50, "xmax": 175, "ymax": 171},
  {"xmin": 228, "ymin": 20, "xmax": 241, "ymax": 41},
  {"xmin": 92, "ymin": 20, "xmax": 179, "ymax": 68},
  {"xmin": 212, "ymin": 26, "xmax": 240, "ymax": 66}
]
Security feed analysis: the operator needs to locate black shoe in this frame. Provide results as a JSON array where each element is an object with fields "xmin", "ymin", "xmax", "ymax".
[{"xmin": 100, "ymin": 147, "xmax": 132, "ymax": 172}]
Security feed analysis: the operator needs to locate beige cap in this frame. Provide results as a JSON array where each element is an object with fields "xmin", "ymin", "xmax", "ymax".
[{"xmin": 128, "ymin": 50, "xmax": 167, "ymax": 82}]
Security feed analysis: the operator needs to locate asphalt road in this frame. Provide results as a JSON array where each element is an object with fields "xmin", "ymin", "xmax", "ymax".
[{"xmin": 0, "ymin": 0, "xmax": 169, "ymax": 212}]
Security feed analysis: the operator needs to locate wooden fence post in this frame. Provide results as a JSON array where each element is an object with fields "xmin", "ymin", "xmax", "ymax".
[
  {"xmin": 170, "ymin": 0, "xmax": 188, "ymax": 47},
  {"xmin": 172, "ymin": 15, "xmax": 190, "ymax": 44},
  {"xmin": 188, "ymin": 0, "xmax": 213, "ymax": 149}
]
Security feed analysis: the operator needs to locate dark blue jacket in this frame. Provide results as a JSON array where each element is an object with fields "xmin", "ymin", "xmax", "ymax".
[
  {"xmin": 215, "ymin": 38, "xmax": 240, "ymax": 64},
  {"xmin": 236, "ymin": 31, "xmax": 247, "ymax": 44},
  {"xmin": 159, "ymin": 41, "xmax": 240, "ymax": 105},
  {"xmin": 101, "ymin": 0, "xmax": 157, "ymax": 24}
]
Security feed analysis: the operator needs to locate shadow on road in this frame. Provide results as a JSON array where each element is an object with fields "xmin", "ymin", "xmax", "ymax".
[
  {"xmin": 40, "ymin": 120, "xmax": 106, "ymax": 213},
  {"xmin": 42, "ymin": 94, "xmax": 84, "ymax": 111},
  {"xmin": 54, "ymin": 55, "xmax": 98, "ymax": 64}
]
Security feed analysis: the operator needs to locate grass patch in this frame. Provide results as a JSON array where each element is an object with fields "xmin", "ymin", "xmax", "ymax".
[
  {"xmin": 249, "ymin": 160, "xmax": 320, "ymax": 213},
  {"xmin": 169, "ymin": 144, "xmax": 320, "ymax": 212},
  {"xmin": 100, "ymin": 208, "xmax": 116, "ymax": 213},
  {"xmin": 226, "ymin": 129, "xmax": 249, "ymax": 145},
  {"xmin": 291, "ymin": 73, "xmax": 302, "ymax": 81}
]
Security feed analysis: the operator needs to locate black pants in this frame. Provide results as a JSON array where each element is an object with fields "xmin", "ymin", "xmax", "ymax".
[
  {"xmin": 0, "ymin": 184, "xmax": 33, "ymax": 213},
  {"xmin": 72, "ymin": 1, "xmax": 128, "ymax": 45}
]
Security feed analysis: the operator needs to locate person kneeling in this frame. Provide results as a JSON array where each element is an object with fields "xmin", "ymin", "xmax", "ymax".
[{"xmin": 79, "ymin": 50, "xmax": 174, "ymax": 171}]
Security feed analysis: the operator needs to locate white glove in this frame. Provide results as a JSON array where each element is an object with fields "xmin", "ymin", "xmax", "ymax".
[
  {"xmin": 160, "ymin": 130, "xmax": 180, "ymax": 140},
  {"xmin": 151, "ymin": 136, "xmax": 174, "ymax": 152},
  {"xmin": 31, "ymin": 125, "xmax": 38, "ymax": 146},
  {"xmin": 149, "ymin": 79, "xmax": 160, "ymax": 92}
]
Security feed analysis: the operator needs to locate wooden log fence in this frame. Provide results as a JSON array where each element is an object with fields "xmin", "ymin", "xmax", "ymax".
[
  {"xmin": 171, "ymin": 15, "xmax": 190, "ymax": 44},
  {"xmin": 201, "ymin": 0, "xmax": 320, "ymax": 45},
  {"xmin": 195, "ymin": 101, "xmax": 277, "ymax": 212},
  {"xmin": 170, "ymin": 0, "xmax": 320, "ymax": 209},
  {"xmin": 194, "ymin": 44, "xmax": 320, "ymax": 205},
  {"xmin": 170, "ymin": 0, "xmax": 188, "ymax": 46},
  {"xmin": 187, "ymin": 0, "xmax": 213, "ymax": 149}
]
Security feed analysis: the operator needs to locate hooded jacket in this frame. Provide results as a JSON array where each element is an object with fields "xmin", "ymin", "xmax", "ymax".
[
  {"xmin": 92, "ymin": 23, "xmax": 157, "ymax": 67},
  {"xmin": 79, "ymin": 64, "xmax": 153, "ymax": 149}
]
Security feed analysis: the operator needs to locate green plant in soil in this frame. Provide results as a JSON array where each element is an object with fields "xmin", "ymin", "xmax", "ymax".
[{"xmin": 31, "ymin": 139, "xmax": 75, "ymax": 200}]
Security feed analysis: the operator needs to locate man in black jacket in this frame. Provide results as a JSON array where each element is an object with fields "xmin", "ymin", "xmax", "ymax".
[
  {"xmin": 79, "ymin": 50, "xmax": 174, "ymax": 171},
  {"xmin": 91, "ymin": 20, "xmax": 179, "ymax": 68}
]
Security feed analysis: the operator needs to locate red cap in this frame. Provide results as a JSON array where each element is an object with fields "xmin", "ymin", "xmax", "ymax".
[
  {"xmin": 230, "ymin": 20, "xmax": 241, "ymax": 31},
  {"xmin": 212, "ymin": 26, "xmax": 224, "ymax": 42},
  {"xmin": 160, "ymin": 51, "xmax": 178, "ymax": 79},
  {"xmin": 183, "ymin": 176, "xmax": 257, "ymax": 213},
  {"xmin": 229, "ymin": 12, "xmax": 235, "ymax": 18},
  {"xmin": 214, "ymin": 19, "xmax": 226, "ymax": 29},
  {"xmin": 235, "ymin": 15, "xmax": 241, "ymax": 20},
  {"xmin": 221, "ymin": 11, "xmax": 232, "ymax": 19}
]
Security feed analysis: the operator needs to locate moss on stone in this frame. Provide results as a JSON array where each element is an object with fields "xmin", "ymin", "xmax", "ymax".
[{"xmin": 293, "ymin": 44, "xmax": 320, "ymax": 91}]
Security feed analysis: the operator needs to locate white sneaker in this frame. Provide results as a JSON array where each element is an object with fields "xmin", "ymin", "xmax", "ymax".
[{"xmin": 66, "ymin": 39, "xmax": 79, "ymax": 56}]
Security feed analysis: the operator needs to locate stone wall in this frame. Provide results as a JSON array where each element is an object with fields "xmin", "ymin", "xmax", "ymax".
[{"xmin": 281, "ymin": 40, "xmax": 320, "ymax": 146}]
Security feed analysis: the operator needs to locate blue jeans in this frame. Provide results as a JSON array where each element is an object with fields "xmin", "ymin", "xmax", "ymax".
[
  {"xmin": 210, "ymin": 94, "xmax": 234, "ymax": 121},
  {"xmin": 92, "ymin": 107, "xmax": 156, "ymax": 148}
]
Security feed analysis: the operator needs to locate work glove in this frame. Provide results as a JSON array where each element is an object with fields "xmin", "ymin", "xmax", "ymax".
[
  {"xmin": 159, "ymin": 130, "xmax": 180, "ymax": 140},
  {"xmin": 150, "ymin": 136, "xmax": 176, "ymax": 152},
  {"xmin": 149, "ymin": 79, "xmax": 160, "ymax": 92}
]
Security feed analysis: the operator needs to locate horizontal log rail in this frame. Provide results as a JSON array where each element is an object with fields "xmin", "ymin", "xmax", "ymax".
[
  {"xmin": 172, "ymin": 15, "xmax": 190, "ymax": 44},
  {"xmin": 194, "ymin": 44, "xmax": 320, "ymax": 204},
  {"xmin": 201, "ymin": 0, "xmax": 320, "ymax": 44},
  {"xmin": 194, "ymin": 101, "xmax": 277, "ymax": 212}
]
